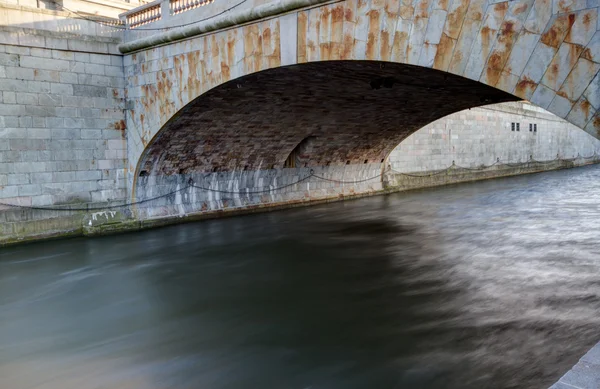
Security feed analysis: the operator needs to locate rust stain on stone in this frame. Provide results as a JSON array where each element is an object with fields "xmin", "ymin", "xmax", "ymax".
[
  {"xmin": 582, "ymin": 47, "xmax": 594, "ymax": 61},
  {"xmin": 366, "ymin": 10, "xmax": 381, "ymax": 60},
  {"xmin": 480, "ymin": 26, "xmax": 495, "ymax": 54},
  {"xmin": 445, "ymin": 0, "xmax": 469, "ymax": 39},
  {"xmin": 433, "ymin": 33, "xmax": 455, "ymax": 71},
  {"xmin": 391, "ymin": 30, "xmax": 410, "ymax": 62},
  {"xmin": 344, "ymin": 7, "xmax": 354, "ymax": 21},
  {"xmin": 541, "ymin": 13, "xmax": 571, "ymax": 48},
  {"xmin": 592, "ymin": 115, "xmax": 600, "ymax": 136},
  {"xmin": 331, "ymin": 5, "xmax": 344, "ymax": 43},
  {"xmin": 399, "ymin": 4, "xmax": 414, "ymax": 19},
  {"xmin": 437, "ymin": 0, "xmax": 449, "ymax": 11},
  {"xmin": 514, "ymin": 77, "xmax": 537, "ymax": 99},
  {"xmin": 499, "ymin": 21, "xmax": 515, "ymax": 43},
  {"xmin": 514, "ymin": 3, "xmax": 528, "ymax": 15},
  {"xmin": 494, "ymin": 2, "xmax": 508, "ymax": 12},
  {"xmin": 486, "ymin": 52, "xmax": 503, "ymax": 86},
  {"xmin": 385, "ymin": 0, "xmax": 401, "ymax": 15},
  {"xmin": 112, "ymin": 120, "xmax": 126, "ymax": 132},
  {"xmin": 298, "ymin": 12, "xmax": 308, "ymax": 62},
  {"xmin": 380, "ymin": 30, "xmax": 391, "ymax": 61},
  {"xmin": 320, "ymin": 42, "xmax": 332, "ymax": 60},
  {"xmin": 545, "ymin": 62, "xmax": 560, "ymax": 86},
  {"xmin": 417, "ymin": 0, "xmax": 430, "ymax": 18},
  {"xmin": 580, "ymin": 98, "xmax": 592, "ymax": 118}
]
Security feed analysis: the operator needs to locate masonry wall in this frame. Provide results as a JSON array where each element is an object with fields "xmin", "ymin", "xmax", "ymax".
[
  {"xmin": 0, "ymin": 31, "xmax": 127, "ymax": 210},
  {"xmin": 389, "ymin": 102, "xmax": 600, "ymax": 173}
]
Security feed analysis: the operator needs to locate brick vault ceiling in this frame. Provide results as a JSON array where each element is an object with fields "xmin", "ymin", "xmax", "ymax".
[{"xmin": 139, "ymin": 61, "xmax": 519, "ymax": 175}]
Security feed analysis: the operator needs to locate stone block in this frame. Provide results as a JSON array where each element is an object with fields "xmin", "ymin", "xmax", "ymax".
[
  {"xmin": 27, "ymin": 81, "xmax": 51, "ymax": 93},
  {"xmin": 110, "ymin": 56, "xmax": 122, "ymax": 67},
  {"xmin": 0, "ymin": 185, "xmax": 19, "ymax": 198},
  {"xmin": 44, "ymin": 37, "xmax": 68, "ymax": 51},
  {"xmin": 0, "ymin": 79, "xmax": 29, "ymax": 92},
  {"xmin": 81, "ymin": 129, "xmax": 102, "ymax": 139},
  {"xmin": 55, "ymin": 107, "xmax": 78, "ymax": 118},
  {"xmin": 30, "ymin": 172, "xmax": 53, "ymax": 184},
  {"xmin": 50, "ymin": 83, "xmax": 73, "ymax": 95},
  {"xmin": 0, "ymin": 53, "xmax": 19, "ymax": 66},
  {"xmin": 46, "ymin": 117, "xmax": 65, "ymax": 128},
  {"xmin": 38, "ymin": 93, "xmax": 63, "ymax": 107},
  {"xmin": 3, "ymin": 91, "xmax": 15, "ymax": 104},
  {"xmin": 75, "ymin": 170, "xmax": 101, "ymax": 181},
  {"xmin": 73, "ymin": 84, "xmax": 108, "ymax": 98},
  {"xmin": 8, "ymin": 174, "xmax": 30, "ymax": 185},
  {"xmin": 31, "ymin": 194, "xmax": 53, "ymax": 206},
  {"xmin": 5, "ymin": 45, "xmax": 30, "ymax": 55},
  {"xmin": 33, "ymin": 69, "xmax": 60, "ymax": 83},
  {"xmin": 84, "ymin": 63, "xmax": 105, "ymax": 76},
  {"xmin": 32, "ymin": 117, "xmax": 45, "ymax": 128},
  {"xmin": 74, "ymin": 53, "xmax": 90, "ymax": 63},
  {"xmin": 6, "ymin": 67, "xmax": 34, "ymax": 80},
  {"xmin": 52, "ymin": 50, "xmax": 74, "ymax": 61},
  {"xmin": 50, "ymin": 128, "xmax": 80, "ymax": 140},
  {"xmin": 62, "ymin": 95, "xmax": 93, "ymax": 108},
  {"xmin": 18, "ymin": 184, "xmax": 42, "ymax": 197},
  {"xmin": 16, "ymin": 92, "xmax": 38, "ymax": 105},
  {"xmin": 17, "ymin": 34, "xmax": 45, "ymax": 49},
  {"xmin": 64, "ymin": 118, "xmax": 85, "ymax": 129},
  {"xmin": 30, "ymin": 48, "xmax": 52, "ymax": 58},
  {"xmin": 104, "ymin": 65, "xmax": 123, "ymax": 77},
  {"xmin": 543, "ymin": 42, "xmax": 584, "ymax": 92},
  {"xmin": 27, "ymin": 128, "xmax": 51, "ymax": 140},
  {"xmin": 67, "ymin": 39, "xmax": 108, "ymax": 54},
  {"xmin": 89, "ymin": 53, "xmax": 112, "ymax": 65},
  {"xmin": 59, "ymin": 71, "xmax": 79, "ymax": 84},
  {"xmin": 20, "ymin": 56, "xmax": 70, "ymax": 72},
  {"xmin": 69, "ymin": 61, "xmax": 85, "ymax": 73}
]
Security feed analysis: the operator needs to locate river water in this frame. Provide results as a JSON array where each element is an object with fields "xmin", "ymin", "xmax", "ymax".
[{"xmin": 1, "ymin": 166, "xmax": 600, "ymax": 389}]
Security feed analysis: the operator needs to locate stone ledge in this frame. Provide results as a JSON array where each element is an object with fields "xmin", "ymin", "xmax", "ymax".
[{"xmin": 118, "ymin": 0, "xmax": 331, "ymax": 53}]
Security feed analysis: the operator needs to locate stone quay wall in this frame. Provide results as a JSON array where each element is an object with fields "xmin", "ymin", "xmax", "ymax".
[
  {"xmin": 389, "ymin": 102, "xmax": 600, "ymax": 173},
  {"xmin": 0, "ymin": 27, "xmax": 129, "ymax": 243}
]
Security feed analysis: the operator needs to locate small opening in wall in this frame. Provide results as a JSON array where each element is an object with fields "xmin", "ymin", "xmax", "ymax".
[
  {"xmin": 381, "ymin": 158, "xmax": 385, "ymax": 163},
  {"xmin": 244, "ymin": 165, "xmax": 249, "ymax": 171},
  {"xmin": 516, "ymin": 123, "xmax": 520, "ymax": 131},
  {"xmin": 534, "ymin": 124, "xmax": 537, "ymax": 132},
  {"xmin": 346, "ymin": 160, "xmax": 350, "ymax": 165},
  {"xmin": 178, "ymin": 168, "xmax": 185, "ymax": 174},
  {"xmin": 212, "ymin": 167, "xmax": 218, "ymax": 172},
  {"xmin": 529, "ymin": 123, "xmax": 533, "ymax": 132},
  {"xmin": 139, "ymin": 170, "xmax": 148, "ymax": 177},
  {"xmin": 364, "ymin": 159, "xmax": 368, "ymax": 164},
  {"xmin": 511, "ymin": 123, "xmax": 515, "ymax": 131}
]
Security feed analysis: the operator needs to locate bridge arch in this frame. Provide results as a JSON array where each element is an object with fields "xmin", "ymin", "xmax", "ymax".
[
  {"xmin": 125, "ymin": 0, "xmax": 600, "ymax": 192},
  {"xmin": 134, "ymin": 60, "xmax": 518, "ymax": 178}
]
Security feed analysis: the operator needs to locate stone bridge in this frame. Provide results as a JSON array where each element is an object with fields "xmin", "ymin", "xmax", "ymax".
[{"xmin": 120, "ymin": 0, "xmax": 600, "ymax": 197}]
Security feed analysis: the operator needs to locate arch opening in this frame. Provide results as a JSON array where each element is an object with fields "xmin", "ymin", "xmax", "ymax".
[{"xmin": 135, "ymin": 60, "xmax": 519, "ymax": 179}]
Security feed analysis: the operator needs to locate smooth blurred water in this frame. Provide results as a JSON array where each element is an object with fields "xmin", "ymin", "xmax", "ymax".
[{"xmin": 1, "ymin": 165, "xmax": 600, "ymax": 389}]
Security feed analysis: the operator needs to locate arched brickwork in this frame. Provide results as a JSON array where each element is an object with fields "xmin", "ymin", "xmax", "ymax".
[{"xmin": 137, "ymin": 61, "xmax": 517, "ymax": 175}]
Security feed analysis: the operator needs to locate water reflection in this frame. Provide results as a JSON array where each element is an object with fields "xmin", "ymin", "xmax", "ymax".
[{"xmin": 1, "ymin": 165, "xmax": 600, "ymax": 388}]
